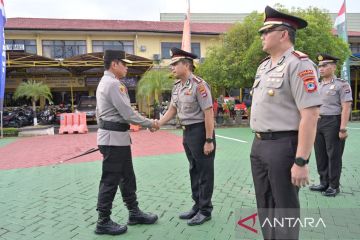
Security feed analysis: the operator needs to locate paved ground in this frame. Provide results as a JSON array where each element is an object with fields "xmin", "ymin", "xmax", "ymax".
[{"xmin": 0, "ymin": 123, "xmax": 360, "ymax": 240}]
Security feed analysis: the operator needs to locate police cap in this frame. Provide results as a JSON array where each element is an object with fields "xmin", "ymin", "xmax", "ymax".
[
  {"xmin": 317, "ymin": 53, "xmax": 340, "ymax": 66},
  {"xmin": 259, "ymin": 6, "xmax": 308, "ymax": 33},
  {"xmin": 169, "ymin": 47, "xmax": 198, "ymax": 65},
  {"xmin": 103, "ymin": 50, "xmax": 133, "ymax": 64}
]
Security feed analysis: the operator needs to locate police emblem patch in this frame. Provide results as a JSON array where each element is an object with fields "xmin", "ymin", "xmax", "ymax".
[
  {"xmin": 197, "ymin": 84, "xmax": 207, "ymax": 97},
  {"xmin": 119, "ymin": 85, "xmax": 126, "ymax": 93},
  {"xmin": 303, "ymin": 77, "xmax": 317, "ymax": 93}
]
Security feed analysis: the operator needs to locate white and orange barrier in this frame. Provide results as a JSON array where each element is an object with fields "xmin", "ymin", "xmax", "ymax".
[{"xmin": 59, "ymin": 113, "xmax": 88, "ymax": 134}]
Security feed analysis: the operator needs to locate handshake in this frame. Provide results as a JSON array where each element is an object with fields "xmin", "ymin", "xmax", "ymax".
[{"xmin": 149, "ymin": 119, "xmax": 161, "ymax": 132}]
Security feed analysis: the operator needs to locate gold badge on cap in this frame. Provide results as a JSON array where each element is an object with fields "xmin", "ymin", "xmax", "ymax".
[
  {"xmin": 318, "ymin": 55, "xmax": 323, "ymax": 61},
  {"xmin": 268, "ymin": 89, "xmax": 275, "ymax": 96}
]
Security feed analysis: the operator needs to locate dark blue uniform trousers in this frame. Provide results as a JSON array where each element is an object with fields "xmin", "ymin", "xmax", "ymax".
[
  {"xmin": 314, "ymin": 115, "xmax": 345, "ymax": 188},
  {"xmin": 182, "ymin": 122, "xmax": 215, "ymax": 217},
  {"xmin": 250, "ymin": 134, "xmax": 300, "ymax": 240},
  {"xmin": 97, "ymin": 145, "xmax": 138, "ymax": 216}
]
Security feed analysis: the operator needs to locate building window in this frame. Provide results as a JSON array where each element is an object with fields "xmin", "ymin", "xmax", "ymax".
[
  {"xmin": 161, "ymin": 42, "xmax": 201, "ymax": 59},
  {"xmin": 92, "ymin": 40, "xmax": 134, "ymax": 54},
  {"xmin": 42, "ymin": 40, "xmax": 87, "ymax": 59},
  {"xmin": 5, "ymin": 39, "xmax": 37, "ymax": 54},
  {"xmin": 350, "ymin": 43, "xmax": 360, "ymax": 54}
]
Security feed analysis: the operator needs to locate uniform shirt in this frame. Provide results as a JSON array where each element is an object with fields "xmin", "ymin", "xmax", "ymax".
[
  {"xmin": 96, "ymin": 71, "xmax": 152, "ymax": 146},
  {"xmin": 170, "ymin": 73, "xmax": 213, "ymax": 125},
  {"xmin": 250, "ymin": 47, "xmax": 322, "ymax": 132},
  {"xmin": 319, "ymin": 77, "xmax": 353, "ymax": 115}
]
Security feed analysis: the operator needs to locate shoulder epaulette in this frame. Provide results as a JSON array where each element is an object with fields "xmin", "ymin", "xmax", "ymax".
[
  {"xmin": 174, "ymin": 79, "xmax": 181, "ymax": 85},
  {"xmin": 192, "ymin": 75, "xmax": 204, "ymax": 84},
  {"xmin": 292, "ymin": 50, "xmax": 309, "ymax": 60},
  {"xmin": 259, "ymin": 56, "xmax": 270, "ymax": 64},
  {"xmin": 336, "ymin": 78, "xmax": 347, "ymax": 82}
]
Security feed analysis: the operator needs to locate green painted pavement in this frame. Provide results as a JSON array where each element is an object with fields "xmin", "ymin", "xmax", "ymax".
[{"xmin": 0, "ymin": 125, "xmax": 360, "ymax": 240}]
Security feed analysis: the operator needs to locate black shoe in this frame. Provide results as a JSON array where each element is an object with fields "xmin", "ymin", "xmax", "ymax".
[
  {"xmin": 187, "ymin": 212, "xmax": 211, "ymax": 226},
  {"xmin": 179, "ymin": 209, "xmax": 198, "ymax": 220},
  {"xmin": 95, "ymin": 219, "xmax": 127, "ymax": 235},
  {"xmin": 309, "ymin": 184, "xmax": 329, "ymax": 192},
  {"xmin": 128, "ymin": 208, "xmax": 158, "ymax": 225},
  {"xmin": 322, "ymin": 187, "xmax": 340, "ymax": 197}
]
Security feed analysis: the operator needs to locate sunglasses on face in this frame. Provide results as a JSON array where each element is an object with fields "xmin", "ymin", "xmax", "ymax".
[{"xmin": 260, "ymin": 28, "xmax": 286, "ymax": 36}]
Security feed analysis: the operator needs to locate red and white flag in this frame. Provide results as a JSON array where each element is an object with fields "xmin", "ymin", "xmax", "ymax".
[
  {"xmin": 181, "ymin": 0, "xmax": 191, "ymax": 52},
  {"xmin": 334, "ymin": 1, "xmax": 346, "ymax": 27}
]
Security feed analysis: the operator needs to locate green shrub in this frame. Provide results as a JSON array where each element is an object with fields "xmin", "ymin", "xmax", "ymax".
[{"xmin": 2, "ymin": 128, "xmax": 19, "ymax": 137}]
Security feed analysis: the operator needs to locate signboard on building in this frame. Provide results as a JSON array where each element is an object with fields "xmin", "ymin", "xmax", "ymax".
[{"xmin": 5, "ymin": 44, "xmax": 25, "ymax": 51}]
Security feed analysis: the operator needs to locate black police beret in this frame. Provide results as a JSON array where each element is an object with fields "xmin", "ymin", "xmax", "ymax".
[
  {"xmin": 170, "ymin": 47, "xmax": 198, "ymax": 65},
  {"xmin": 259, "ymin": 6, "xmax": 308, "ymax": 33},
  {"xmin": 317, "ymin": 53, "xmax": 340, "ymax": 65},
  {"xmin": 103, "ymin": 50, "xmax": 132, "ymax": 64}
]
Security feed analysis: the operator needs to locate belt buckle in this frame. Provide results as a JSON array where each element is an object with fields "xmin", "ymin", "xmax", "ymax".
[
  {"xmin": 182, "ymin": 125, "xmax": 186, "ymax": 130},
  {"xmin": 255, "ymin": 132, "xmax": 261, "ymax": 139}
]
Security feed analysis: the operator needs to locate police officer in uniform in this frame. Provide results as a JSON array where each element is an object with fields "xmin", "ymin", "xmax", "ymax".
[
  {"xmin": 250, "ymin": 6, "xmax": 321, "ymax": 239},
  {"xmin": 310, "ymin": 54, "xmax": 353, "ymax": 197},
  {"xmin": 158, "ymin": 48, "xmax": 215, "ymax": 226},
  {"xmin": 95, "ymin": 50, "xmax": 158, "ymax": 235}
]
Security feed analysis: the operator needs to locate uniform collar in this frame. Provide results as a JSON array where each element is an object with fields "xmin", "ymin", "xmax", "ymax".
[
  {"xmin": 321, "ymin": 76, "xmax": 336, "ymax": 85},
  {"xmin": 104, "ymin": 70, "xmax": 116, "ymax": 79},
  {"xmin": 181, "ymin": 73, "xmax": 193, "ymax": 88},
  {"xmin": 266, "ymin": 47, "xmax": 294, "ymax": 72}
]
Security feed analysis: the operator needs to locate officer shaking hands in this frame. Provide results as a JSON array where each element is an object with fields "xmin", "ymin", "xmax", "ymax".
[
  {"xmin": 250, "ymin": 6, "xmax": 321, "ymax": 239},
  {"xmin": 310, "ymin": 54, "xmax": 353, "ymax": 197},
  {"xmin": 157, "ymin": 47, "xmax": 216, "ymax": 226},
  {"xmin": 95, "ymin": 50, "xmax": 159, "ymax": 235}
]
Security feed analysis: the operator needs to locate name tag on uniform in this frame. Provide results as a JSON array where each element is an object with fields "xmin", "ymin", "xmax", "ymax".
[{"xmin": 269, "ymin": 72, "xmax": 284, "ymax": 78}]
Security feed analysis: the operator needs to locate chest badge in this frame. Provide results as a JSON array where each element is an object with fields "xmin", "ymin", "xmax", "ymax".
[
  {"xmin": 329, "ymin": 84, "xmax": 335, "ymax": 90},
  {"xmin": 268, "ymin": 89, "xmax": 275, "ymax": 96}
]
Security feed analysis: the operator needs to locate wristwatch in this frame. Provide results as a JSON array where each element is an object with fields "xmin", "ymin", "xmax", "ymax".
[
  {"xmin": 339, "ymin": 128, "xmax": 347, "ymax": 133},
  {"xmin": 205, "ymin": 138, "xmax": 214, "ymax": 143},
  {"xmin": 294, "ymin": 157, "xmax": 309, "ymax": 167}
]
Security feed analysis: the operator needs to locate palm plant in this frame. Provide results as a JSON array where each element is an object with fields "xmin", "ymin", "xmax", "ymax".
[
  {"xmin": 13, "ymin": 80, "xmax": 52, "ymax": 125},
  {"xmin": 136, "ymin": 68, "xmax": 174, "ymax": 115}
]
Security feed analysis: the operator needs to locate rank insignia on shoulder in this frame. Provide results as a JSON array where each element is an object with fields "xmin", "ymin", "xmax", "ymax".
[
  {"xmin": 197, "ymin": 84, "xmax": 208, "ymax": 97},
  {"xmin": 292, "ymin": 51, "xmax": 309, "ymax": 60},
  {"xmin": 192, "ymin": 75, "xmax": 203, "ymax": 84}
]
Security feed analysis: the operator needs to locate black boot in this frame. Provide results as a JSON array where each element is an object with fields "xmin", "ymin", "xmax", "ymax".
[
  {"xmin": 128, "ymin": 207, "xmax": 158, "ymax": 225},
  {"xmin": 95, "ymin": 213, "xmax": 127, "ymax": 235},
  {"xmin": 179, "ymin": 209, "xmax": 198, "ymax": 220}
]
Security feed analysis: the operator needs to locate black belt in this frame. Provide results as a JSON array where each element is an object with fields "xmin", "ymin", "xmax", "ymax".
[
  {"xmin": 98, "ymin": 120, "xmax": 130, "ymax": 132},
  {"xmin": 181, "ymin": 122, "xmax": 204, "ymax": 130},
  {"xmin": 255, "ymin": 131, "xmax": 298, "ymax": 140},
  {"xmin": 319, "ymin": 115, "xmax": 341, "ymax": 119}
]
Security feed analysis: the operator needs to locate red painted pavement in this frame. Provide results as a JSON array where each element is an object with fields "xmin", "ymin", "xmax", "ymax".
[{"xmin": 0, "ymin": 130, "xmax": 184, "ymax": 170}]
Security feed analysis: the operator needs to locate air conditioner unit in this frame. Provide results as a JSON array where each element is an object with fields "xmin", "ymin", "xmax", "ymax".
[
  {"xmin": 153, "ymin": 54, "xmax": 161, "ymax": 61},
  {"xmin": 140, "ymin": 45, "xmax": 146, "ymax": 52}
]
